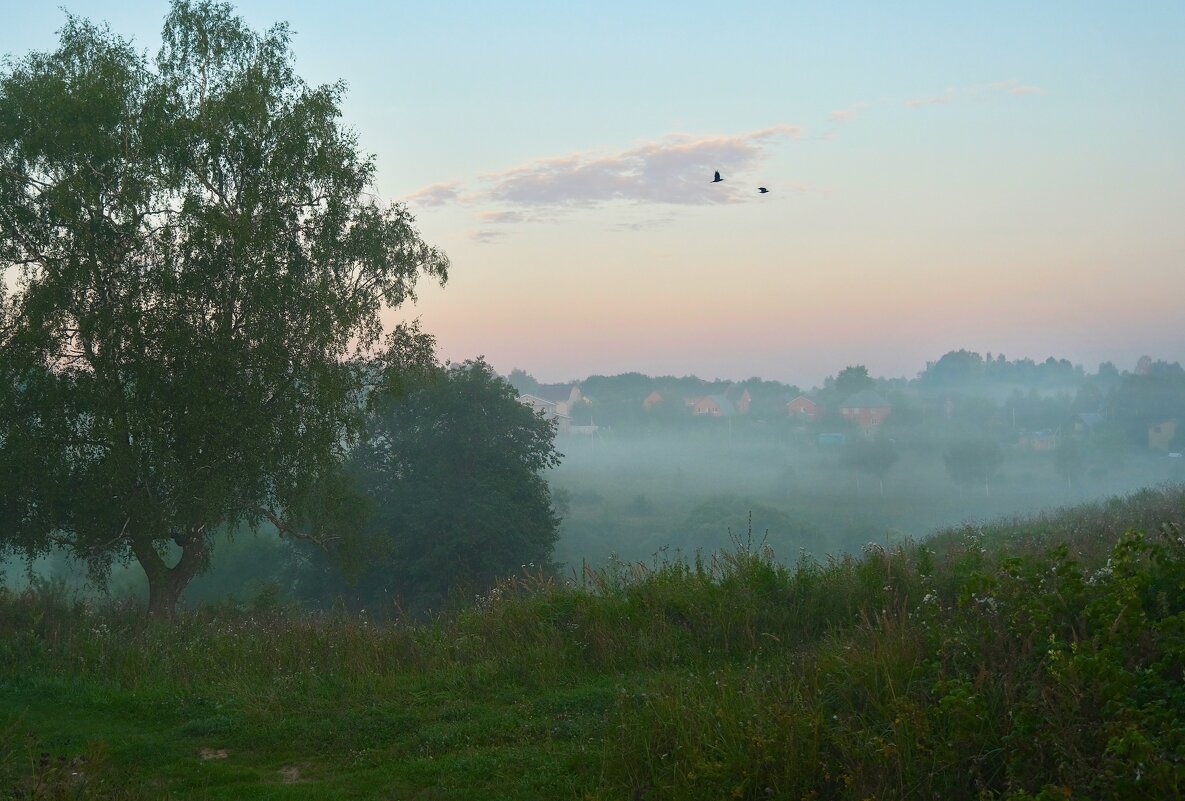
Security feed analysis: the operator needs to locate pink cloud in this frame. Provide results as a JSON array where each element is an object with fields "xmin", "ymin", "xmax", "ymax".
[
  {"xmin": 911, "ymin": 81, "xmax": 1043, "ymax": 109},
  {"xmin": 477, "ymin": 125, "xmax": 803, "ymax": 208},
  {"xmin": 404, "ymin": 181, "xmax": 461, "ymax": 207},
  {"xmin": 828, "ymin": 102, "xmax": 866, "ymax": 123},
  {"xmin": 906, "ymin": 89, "xmax": 956, "ymax": 109},
  {"xmin": 610, "ymin": 216, "xmax": 675, "ymax": 232},
  {"xmin": 991, "ymin": 79, "xmax": 1043, "ymax": 96},
  {"xmin": 477, "ymin": 210, "xmax": 528, "ymax": 224},
  {"xmin": 468, "ymin": 229, "xmax": 506, "ymax": 245}
]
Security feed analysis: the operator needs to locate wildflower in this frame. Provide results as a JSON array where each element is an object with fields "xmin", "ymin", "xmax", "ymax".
[{"xmin": 1084, "ymin": 564, "xmax": 1113, "ymax": 586}]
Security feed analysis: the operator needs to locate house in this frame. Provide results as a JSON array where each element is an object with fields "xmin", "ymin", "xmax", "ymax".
[
  {"xmin": 531, "ymin": 383, "xmax": 582, "ymax": 417},
  {"xmin": 723, "ymin": 385, "xmax": 752, "ymax": 414},
  {"xmin": 1149, "ymin": 420, "xmax": 1178, "ymax": 451},
  {"xmin": 786, "ymin": 395, "xmax": 821, "ymax": 421},
  {"xmin": 642, "ymin": 390, "xmax": 664, "ymax": 410},
  {"xmin": 1019, "ymin": 430, "xmax": 1057, "ymax": 451},
  {"xmin": 839, "ymin": 390, "xmax": 891, "ymax": 431},
  {"xmin": 517, "ymin": 393, "xmax": 572, "ymax": 433},
  {"xmin": 691, "ymin": 395, "xmax": 736, "ymax": 417},
  {"xmin": 1074, "ymin": 412, "xmax": 1104, "ymax": 434}
]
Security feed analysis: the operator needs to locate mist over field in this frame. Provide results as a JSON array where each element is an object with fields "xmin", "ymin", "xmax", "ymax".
[
  {"xmin": 550, "ymin": 425, "xmax": 1176, "ymax": 567},
  {"xmin": 540, "ymin": 355, "xmax": 1184, "ymax": 566},
  {"xmin": 9, "ymin": 350, "xmax": 1182, "ymax": 612}
]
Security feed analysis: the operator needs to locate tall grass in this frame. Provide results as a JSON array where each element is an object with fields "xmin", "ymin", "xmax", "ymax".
[{"xmin": 2, "ymin": 484, "xmax": 1184, "ymax": 799}]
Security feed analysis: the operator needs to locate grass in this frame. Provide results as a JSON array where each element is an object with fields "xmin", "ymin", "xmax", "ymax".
[{"xmin": 3, "ymin": 485, "xmax": 1185, "ymax": 799}]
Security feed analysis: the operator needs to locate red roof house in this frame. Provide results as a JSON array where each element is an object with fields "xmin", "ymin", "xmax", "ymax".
[
  {"xmin": 839, "ymin": 390, "xmax": 891, "ymax": 431},
  {"xmin": 787, "ymin": 395, "xmax": 821, "ymax": 421}
]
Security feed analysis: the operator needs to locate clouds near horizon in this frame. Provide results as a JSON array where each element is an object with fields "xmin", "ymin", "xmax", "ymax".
[
  {"xmin": 467, "ymin": 229, "xmax": 506, "ymax": 244},
  {"xmin": 405, "ymin": 125, "xmax": 802, "ymax": 213},
  {"xmin": 404, "ymin": 181, "xmax": 461, "ymax": 207},
  {"xmin": 404, "ymin": 78, "xmax": 1043, "ymax": 243},
  {"xmin": 907, "ymin": 80, "xmax": 1043, "ymax": 109},
  {"xmin": 478, "ymin": 125, "xmax": 801, "ymax": 208},
  {"xmin": 405, "ymin": 124, "xmax": 805, "ymax": 242}
]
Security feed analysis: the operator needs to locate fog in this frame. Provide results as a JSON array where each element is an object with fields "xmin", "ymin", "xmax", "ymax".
[
  {"xmin": 549, "ymin": 428, "xmax": 1178, "ymax": 569},
  {"xmin": 5, "ymin": 351, "xmax": 1183, "ymax": 608},
  {"xmin": 537, "ymin": 352, "xmax": 1185, "ymax": 568}
]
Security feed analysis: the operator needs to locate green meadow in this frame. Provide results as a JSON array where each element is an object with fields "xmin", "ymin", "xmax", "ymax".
[{"xmin": 4, "ymin": 485, "xmax": 1184, "ymax": 799}]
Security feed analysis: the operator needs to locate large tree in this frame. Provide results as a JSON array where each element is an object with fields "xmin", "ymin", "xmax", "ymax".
[
  {"xmin": 0, "ymin": 2, "xmax": 447, "ymax": 616},
  {"xmin": 833, "ymin": 365, "xmax": 875, "ymax": 399},
  {"xmin": 296, "ymin": 359, "xmax": 563, "ymax": 613}
]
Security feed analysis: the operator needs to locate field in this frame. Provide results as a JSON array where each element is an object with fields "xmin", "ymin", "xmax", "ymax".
[
  {"xmin": 3, "ymin": 485, "xmax": 1184, "ymax": 799},
  {"xmin": 550, "ymin": 426, "xmax": 1180, "ymax": 567}
]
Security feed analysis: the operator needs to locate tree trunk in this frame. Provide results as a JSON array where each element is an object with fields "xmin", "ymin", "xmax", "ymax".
[
  {"xmin": 146, "ymin": 569, "xmax": 190, "ymax": 619},
  {"xmin": 131, "ymin": 533, "xmax": 207, "ymax": 619}
]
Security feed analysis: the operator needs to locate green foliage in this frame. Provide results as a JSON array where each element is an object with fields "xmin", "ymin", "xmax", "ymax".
[
  {"xmin": 2, "ymin": 486, "xmax": 1185, "ymax": 798},
  {"xmin": 832, "ymin": 364, "xmax": 874, "ymax": 398},
  {"xmin": 923, "ymin": 350, "xmax": 1085, "ymax": 389},
  {"xmin": 504, "ymin": 368, "xmax": 539, "ymax": 396},
  {"xmin": 675, "ymin": 496, "xmax": 820, "ymax": 556},
  {"xmin": 0, "ymin": 2, "xmax": 446, "ymax": 616},
  {"xmin": 295, "ymin": 358, "xmax": 563, "ymax": 613},
  {"xmin": 604, "ymin": 490, "xmax": 1185, "ymax": 800},
  {"xmin": 925, "ymin": 348, "xmax": 987, "ymax": 385},
  {"xmin": 1109, "ymin": 369, "xmax": 1185, "ymax": 445},
  {"xmin": 1, "ymin": 734, "xmax": 173, "ymax": 800}
]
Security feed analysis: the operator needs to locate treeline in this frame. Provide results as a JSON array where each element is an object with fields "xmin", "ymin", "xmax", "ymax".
[
  {"xmin": 920, "ymin": 349, "xmax": 1088, "ymax": 387},
  {"xmin": 509, "ymin": 352, "xmax": 1185, "ymax": 453}
]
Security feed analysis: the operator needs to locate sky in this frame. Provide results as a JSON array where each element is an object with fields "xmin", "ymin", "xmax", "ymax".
[{"xmin": 3, "ymin": 1, "xmax": 1184, "ymax": 387}]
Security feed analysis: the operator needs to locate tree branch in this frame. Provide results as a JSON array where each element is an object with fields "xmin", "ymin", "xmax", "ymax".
[{"xmin": 257, "ymin": 506, "xmax": 336, "ymax": 546}]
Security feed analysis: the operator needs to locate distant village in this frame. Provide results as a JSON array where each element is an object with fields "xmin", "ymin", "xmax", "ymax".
[
  {"xmin": 519, "ymin": 383, "xmax": 889, "ymax": 436},
  {"xmin": 510, "ymin": 351, "xmax": 1185, "ymax": 455}
]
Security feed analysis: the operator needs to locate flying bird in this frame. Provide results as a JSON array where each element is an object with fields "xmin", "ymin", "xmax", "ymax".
[
  {"xmin": 711, "ymin": 171, "xmax": 722, "ymax": 183},
  {"xmin": 758, "ymin": 187, "xmax": 769, "ymax": 194}
]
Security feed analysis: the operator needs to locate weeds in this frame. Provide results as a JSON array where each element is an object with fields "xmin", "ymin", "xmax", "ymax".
[
  {"xmin": 0, "ymin": 731, "xmax": 175, "ymax": 800},
  {"xmin": 1, "ymin": 484, "xmax": 1184, "ymax": 799}
]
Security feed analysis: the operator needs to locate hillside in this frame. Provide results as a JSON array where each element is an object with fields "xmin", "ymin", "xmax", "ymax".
[{"xmin": 3, "ymin": 485, "xmax": 1184, "ymax": 799}]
